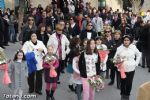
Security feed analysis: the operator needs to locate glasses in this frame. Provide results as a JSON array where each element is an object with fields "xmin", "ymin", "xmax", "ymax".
[
  {"xmin": 105, "ymin": 31, "xmax": 111, "ymax": 33},
  {"xmin": 70, "ymin": 19, "xmax": 73, "ymax": 20},
  {"xmin": 28, "ymin": 19, "xmax": 34, "ymax": 21}
]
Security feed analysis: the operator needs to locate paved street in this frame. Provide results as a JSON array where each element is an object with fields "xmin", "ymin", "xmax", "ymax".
[{"xmin": 0, "ymin": 42, "xmax": 149, "ymax": 100}]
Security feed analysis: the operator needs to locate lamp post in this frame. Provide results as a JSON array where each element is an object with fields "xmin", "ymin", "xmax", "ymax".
[{"xmin": 98, "ymin": 0, "xmax": 106, "ymax": 8}]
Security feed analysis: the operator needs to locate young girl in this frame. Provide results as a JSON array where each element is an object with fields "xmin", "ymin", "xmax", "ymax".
[
  {"xmin": 43, "ymin": 45, "xmax": 59, "ymax": 100},
  {"xmin": 114, "ymin": 35, "xmax": 141, "ymax": 100},
  {"xmin": 78, "ymin": 39, "xmax": 101, "ymax": 100},
  {"xmin": 67, "ymin": 37, "xmax": 81, "ymax": 92},
  {"xmin": 80, "ymin": 38, "xmax": 88, "ymax": 52},
  {"xmin": 72, "ymin": 48, "xmax": 82, "ymax": 100},
  {"xmin": 95, "ymin": 36, "xmax": 108, "ymax": 77},
  {"xmin": 9, "ymin": 50, "xmax": 28, "ymax": 100}
]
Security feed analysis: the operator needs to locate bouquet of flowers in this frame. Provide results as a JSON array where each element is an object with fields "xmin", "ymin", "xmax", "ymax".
[
  {"xmin": 44, "ymin": 54, "xmax": 57, "ymax": 63},
  {"xmin": 0, "ymin": 47, "xmax": 11, "ymax": 85},
  {"xmin": 113, "ymin": 55, "xmax": 126, "ymax": 79},
  {"xmin": 98, "ymin": 49, "xmax": 109, "ymax": 62},
  {"xmin": 44, "ymin": 54, "xmax": 57, "ymax": 78},
  {"xmin": 88, "ymin": 75, "xmax": 104, "ymax": 89}
]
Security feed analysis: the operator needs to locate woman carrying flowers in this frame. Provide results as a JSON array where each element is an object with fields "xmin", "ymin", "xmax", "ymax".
[
  {"xmin": 78, "ymin": 39, "xmax": 101, "ymax": 100},
  {"xmin": 114, "ymin": 35, "xmax": 141, "ymax": 100}
]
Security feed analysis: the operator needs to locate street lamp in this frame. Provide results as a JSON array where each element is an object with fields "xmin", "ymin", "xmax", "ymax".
[{"xmin": 98, "ymin": 0, "xmax": 106, "ymax": 8}]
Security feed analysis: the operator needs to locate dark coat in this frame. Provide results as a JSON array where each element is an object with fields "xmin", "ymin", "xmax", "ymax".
[
  {"xmin": 21, "ymin": 25, "xmax": 37, "ymax": 44},
  {"xmin": 69, "ymin": 23, "xmax": 80, "ymax": 37},
  {"xmin": 37, "ymin": 32, "xmax": 49, "ymax": 46},
  {"xmin": 78, "ymin": 52, "xmax": 101, "ymax": 78},
  {"xmin": 80, "ymin": 30, "xmax": 97, "ymax": 41}
]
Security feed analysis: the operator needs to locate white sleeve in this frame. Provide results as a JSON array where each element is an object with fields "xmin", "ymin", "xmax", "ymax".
[
  {"xmin": 72, "ymin": 57, "xmax": 80, "ymax": 74},
  {"xmin": 65, "ymin": 36, "xmax": 70, "ymax": 54},
  {"xmin": 22, "ymin": 42, "xmax": 29, "ymax": 54}
]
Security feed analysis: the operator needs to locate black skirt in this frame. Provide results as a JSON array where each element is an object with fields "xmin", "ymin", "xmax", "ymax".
[{"xmin": 44, "ymin": 68, "xmax": 58, "ymax": 83}]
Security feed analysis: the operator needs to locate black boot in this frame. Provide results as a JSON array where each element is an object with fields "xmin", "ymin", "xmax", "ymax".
[
  {"xmin": 50, "ymin": 90, "xmax": 55, "ymax": 100},
  {"xmin": 124, "ymin": 95, "xmax": 129, "ymax": 100},
  {"xmin": 108, "ymin": 81, "xmax": 114, "ymax": 85},
  {"xmin": 46, "ymin": 90, "xmax": 50, "ymax": 100},
  {"xmin": 69, "ymin": 85, "xmax": 75, "ymax": 92}
]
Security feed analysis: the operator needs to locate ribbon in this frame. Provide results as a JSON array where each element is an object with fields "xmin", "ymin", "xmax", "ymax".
[{"xmin": 0, "ymin": 64, "xmax": 11, "ymax": 85}]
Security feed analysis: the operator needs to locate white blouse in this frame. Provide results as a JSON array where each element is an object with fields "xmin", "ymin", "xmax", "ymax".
[
  {"xmin": 114, "ymin": 44, "xmax": 141, "ymax": 72},
  {"xmin": 84, "ymin": 53, "xmax": 98, "ymax": 77}
]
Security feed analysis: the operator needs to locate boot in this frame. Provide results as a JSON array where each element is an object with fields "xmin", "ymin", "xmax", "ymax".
[
  {"xmin": 121, "ymin": 95, "xmax": 125, "ymax": 100},
  {"xmin": 50, "ymin": 90, "xmax": 55, "ymax": 100},
  {"xmin": 124, "ymin": 95, "xmax": 129, "ymax": 100},
  {"xmin": 46, "ymin": 90, "xmax": 50, "ymax": 100},
  {"xmin": 69, "ymin": 85, "xmax": 75, "ymax": 92}
]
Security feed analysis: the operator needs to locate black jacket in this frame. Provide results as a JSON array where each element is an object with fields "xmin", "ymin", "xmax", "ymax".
[
  {"xmin": 78, "ymin": 52, "xmax": 101, "ymax": 78},
  {"xmin": 37, "ymin": 32, "xmax": 49, "ymax": 46},
  {"xmin": 22, "ymin": 25, "xmax": 37, "ymax": 44},
  {"xmin": 69, "ymin": 23, "xmax": 80, "ymax": 37},
  {"xmin": 80, "ymin": 30, "xmax": 97, "ymax": 41}
]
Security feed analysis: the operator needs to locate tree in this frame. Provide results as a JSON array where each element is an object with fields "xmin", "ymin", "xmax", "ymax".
[{"xmin": 129, "ymin": 0, "xmax": 144, "ymax": 13}]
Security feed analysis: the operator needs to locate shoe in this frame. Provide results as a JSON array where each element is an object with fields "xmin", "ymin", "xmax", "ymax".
[
  {"xmin": 141, "ymin": 66, "xmax": 145, "ymax": 68},
  {"xmin": 121, "ymin": 95, "xmax": 125, "ymax": 100},
  {"xmin": 108, "ymin": 81, "xmax": 114, "ymax": 85},
  {"xmin": 57, "ymin": 81, "xmax": 61, "ymax": 84},
  {"xmin": 124, "ymin": 95, "xmax": 129, "ymax": 100},
  {"xmin": 4, "ymin": 44, "xmax": 9, "ymax": 46},
  {"xmin": 61, "ymin": 70, "xmax": 65, "ymax": 73},
  {"xmin": 148, "ymin": 69, "xmax": 150, "ymax": 73},
  {"xmin": 69, "ymin": 85, "xmax": 75, "ymax": 92},
  {"xmin": 0, "ymin": 46, "xmax": 5, "ymax": 49},
  {"xmin": 46, "ymin": 90, "xmax": 50, "ymax": 100},
  {"xmin": 50, "ymin": 90, "xmax": 55, "ymax": 100},
  {"xmin": 35, "ymin": 91, "xmax": 42, "ymax": 95},
  {"xmin": 28, "ymin": 90, "xmax": 34, "ymax": 93},
  {"xmin": 51, "ymin": 96, "xmax": 55, "ymax": 100}
]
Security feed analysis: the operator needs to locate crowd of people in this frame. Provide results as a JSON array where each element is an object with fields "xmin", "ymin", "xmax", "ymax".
[{"xmin": 0, "ymin": 0, "xmax": 150, "ymax": 100}]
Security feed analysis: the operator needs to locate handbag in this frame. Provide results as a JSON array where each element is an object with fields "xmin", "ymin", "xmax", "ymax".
[{"xmin": 49, "ymin": 68, "xmax": 57, "ymax": 78}]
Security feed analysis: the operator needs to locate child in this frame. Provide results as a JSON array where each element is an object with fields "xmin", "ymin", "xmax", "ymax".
[
  {"xmin": 67, "ymin": 37, "xmax": 81, "ymax": 92},
  {"xmin": 95, "ymin": 37, "xmax": 108, "ymax": 91},
  {"xmin": 95, "ymin": 36, "xmax": 108, "ymax": 77},
  {"xmin": 43, "ymin": 45, "xmax": 59, "ymax": 100},
  {"xmin": 9, "ymin": 50, "xmax": 28, "ymax": 100},
  {"xmin": 72, "ymin": 48, "xmax": 82, "ymax": 100},
  {"xmin": 80, "ymin": 38, "xmax": 88, "ymax": 52},
  {"xmin": 78, "ymin": 39, "xmax": 101, "ymax": 100}
]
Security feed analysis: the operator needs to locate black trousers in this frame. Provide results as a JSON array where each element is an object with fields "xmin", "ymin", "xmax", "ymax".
[
  {"xmin": 56, "ymin": 60, "xmax": 65, "ymax": 81},
  {"xmin": 145, "ymin": 51, "xmax": 150, "ymax": 69},
  {"xmin": 0, "ymin": 32, "xmax": 3, "ymax": 47},
  {"xmin": 110, "ymin": 66, "xmax": 121, "ymax": 88},
  {"xmin": 28, "ymin": 70, "xmax": 43, "ymax": 92},
  {"xmin": 120, "ymin": 71, "xmax": 135, "ymax": 96}
]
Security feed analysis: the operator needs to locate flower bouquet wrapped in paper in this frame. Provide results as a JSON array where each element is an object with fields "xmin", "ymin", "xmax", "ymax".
[
  {"xmin": 113, "ymin": 55, "xmax": 126, "ymax": 79},
  {"xmin": 88, "ymin": 75, "xmax": 104, "ymax": 89},
  {"xmin": 98, "ymin": 49, "xmax": 109, "ymax": 62},
  {"xmin": 0, "ymin": 47, "xmax": 11, "ymax": 85}
]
